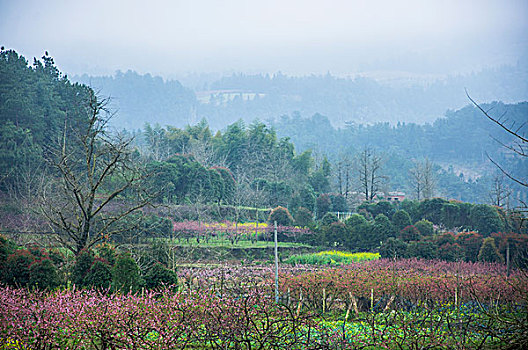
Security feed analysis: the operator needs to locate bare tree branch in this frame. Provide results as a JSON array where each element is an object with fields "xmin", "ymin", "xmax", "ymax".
[
  {"xmin": 467, "ymin": 91, "xmax": 527, "ymax": 193},
  {"xmin": 487, "ymin": 153, "xmax": 528, "ymax": 188},
  {"xmin": 466, "ymin": 90, "xmax": 528, "ymax": 143}
]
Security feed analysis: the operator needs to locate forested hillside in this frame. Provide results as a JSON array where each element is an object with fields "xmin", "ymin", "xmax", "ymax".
[
  {"xmin": 2, "ymin": 50, "xmax": 526, "ymax": 210},
  {"xmin": 74, "ymin": 63, "xmax": 528, "ymax": 130},
  {"xmin": 203, "ymin": 65, "xmax": 528, "ymax": 127},
  {"xmin": 1, "ymin": 52, "xmax": 527, "ymax": 350},
  {"xmin": 271, "ymin": 103, "xmax": 528, "ymax": 203},
  {"xmin": 75, "ymin": 70, "xmax": 197, "ymax": 130},
  {"xmin": 0, "ymin": 50, "xmax": 93, "ymax": 192}
]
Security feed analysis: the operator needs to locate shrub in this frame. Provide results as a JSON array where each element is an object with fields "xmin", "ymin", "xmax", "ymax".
[
  {"xmin": 144, "ymin": 263, "xmax": 178, "ymax": 289},
  {"xmin": 112, "ymin": 253, "xmax": 143, "ymax": 293},
  {"xmin": 491, "ymin": 232, "xmax": 528, "ymax": 269},
  {"xmin": 29, "ymin": 258, "xmax": 61, "ymax": 290},
  {"xmin": 399, "ymin": 225, "xmax": 421, "ymax": 242},
  {"xmin": 315, "ymin": 194, "xmax": 332, "ymax": 219},
  {"xmin": 148, "ymin": 239, "xmax": 171, "ymax": 267},
  {"xmin": 379, "ymin": 237, "xmax": 408, "ymax": 259},
  {"xmin": 438, "ymin": 243, "xmax": 465, "ymax": 262},
  {"xmin": 436, "ymin": 232, "xmax": 456, "ymax": 246},
  {"xmin": 407, "ymin": 240, "xmax": 437, "ymax": 260},
  {"xmin": 358, "ymin": 208, "xmax": 373, "ymax": 221},
  {"xmin": 330, "ymin": 194, "xmax": 348, "ymax": 212},
  {"xmin": 4, "ymin": 249, "xmax": 35, "ymax": 286},
  {"xmin": 478, "ymin": 237, "xmax": 504, "ymax": 263},
  {"xmin": 323, "ymin": 221, "xmax": 348, "ymax": 247},
  {"xmin": 71, "ymin": 249, "xmax": 94, "ymax": 287},
  {"xmin": 456, "ymin": 231, "xmax": 483, "ymax": 262},
  {"xmin": 47, "ymin": 249, "xmax": 65, "ymax": 267},
  {"xmin": 392, "ymin": 210, "xmax": 412, "ymax": 232},
  {"xmin": 373, "ymin": 214, "xmax": 394, "ymax": 241},
  {"xmin": 27, "ymin": 245, "xmax": 47, "ymax": 260},
  {"xmin": 97, "ymin": 244, "xmax": 116, "ymax": 266},
  {"xmin": 268, "ymin": 206, "xmax": 294, "ymax": 226},
  {"xmin": 294, "ymin": 207, "xmax": 313, "ymax": 228},
  {"xmin": 414, "ymin": 219, "xmax": 434, "ymax": 236},
  {"xmin": 345, "ymin": 213, "xmax": 367, "ymax": 229},
  {"xmin": 346, "ymin": 222, "xmax": 371, "ymax": 251},
  {"xmin": 469, "ymin": 204, "xmax": 504, "ymax": 236},
  {"xmin": 364, "ymin": 201, "xmax": 395, "ymax": 218},
  {"xmin": 0, "ymin": 234, "xmax": 15, "ymax": 272},
  {"xmin": 84, "ymin": 258, "xmax": 112, "ymax": 290},
  {"xmin": 321, "ymin": 212, "xmax": 338, "ymax": 226}
]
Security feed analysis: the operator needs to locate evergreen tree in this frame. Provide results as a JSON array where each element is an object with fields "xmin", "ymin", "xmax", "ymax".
[
  {"xmin": 144, "ymin": 263, "xmax": 178, "ymax": 289},
  {"xmin": 71, "ymin": 249, "xmax": 94, "ymax": 288},
  {"xmin": 414, "ymin": 219, "xmax": 434, "ymax": 236},
  {"xmin": 84, "ymin": 258, "xmax": 112, "ymax": 290},
  {"xmin": 392, "ymin": 210, "xmax": 412, "ymax": 232},
  {"xmin": 478, "ymin": 237, "xmax": 504, "ymax": 263},
  {"xmin": 112, "ymin": 253, "xmax": 143, "ymax": 293},
  {"xmin": 469, "ymin": 204, "xmax": 505, "ymax": 236},
  {"xmin": 269, "ymin": 206, "xmax": 294, "ymax": 226},
  {"xmin": 29, "ymin": 258, "xmax": 61, "ymax": 290}
]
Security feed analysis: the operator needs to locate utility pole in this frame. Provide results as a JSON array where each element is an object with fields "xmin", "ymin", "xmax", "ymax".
[{"xmin": 274, "ymin": 220, "xmax": 279, "ymax": 303}]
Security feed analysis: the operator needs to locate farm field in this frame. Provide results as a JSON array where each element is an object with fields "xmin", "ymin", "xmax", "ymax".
[{"xmin": 1, "ymin": 259, "xmax": 527, "ymax": 349}]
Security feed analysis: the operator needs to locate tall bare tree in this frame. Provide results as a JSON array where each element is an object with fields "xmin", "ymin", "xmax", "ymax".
[
  {"xmin": 356, "ymin": 147, "xmax": 386, "ymax": 201},
  {"xmin": 38, "ymin": 92, "xmax": 153, "ymax": 254},
  {"xmin": 489, "ymin": 173, "xmax": 512, "ymax": 208},
  {"xmin": 335, "ymin": 154, "xmax": 353, "ymax": 198},
  {"xmin": 409, "ymin": 158, "xmax": 436, "ymax": 200},
  {"xmin": 143, "ymin": 123, "xmax": 171, "ymax": 161},
  {"xmin": 188, "ymin": 138, "xmax": 227, "ymax": 169}
]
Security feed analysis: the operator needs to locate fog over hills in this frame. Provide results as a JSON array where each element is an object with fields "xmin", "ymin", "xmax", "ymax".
[{"xmin": 74, "ymin": 62, "xmax": 528, "ymax": 131}]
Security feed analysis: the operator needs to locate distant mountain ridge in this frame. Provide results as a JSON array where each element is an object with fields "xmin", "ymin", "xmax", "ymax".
[
  {"xmin": 73, "ymin": 63, "xmax": 528, "ymax": 131},
  {"xmin": 74, "ymin": 70, "xmax": 197, "ymax": 131}
]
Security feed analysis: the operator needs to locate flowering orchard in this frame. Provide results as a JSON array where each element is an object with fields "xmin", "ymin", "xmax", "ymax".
[
  {"xmin": 2, "ymin": 259, "xmax": 527, "ymax": 349},
  {"xmin": 0, "ymin": 287, "xmax": 320, "ymax": 349},
  {"xmin": 174, "ymin": 259, "xmax": 527, "ymax": 310},
  {"xmin": 277, "ymin": 259, "xmax": 527, "ymax": 313}
]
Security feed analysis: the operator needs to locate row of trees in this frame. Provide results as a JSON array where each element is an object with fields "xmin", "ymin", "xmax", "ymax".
[
  {"xmin": 0, "ymin": 235, "xmax": 177, "ymax": 291},
  {"xmin": 303, "ymin": 209, "xmax": 527, "ymax": 267},
  {"xmin": 333, "ymin": 148, "xmax": 436, "ymax": 203},
  {"xmin": 142, "ymin": 122, "xmax": 440, "ymax": 215},
  {"xmin": 356, "ymin": 198, "xmax": 520, "ymax": 236}
]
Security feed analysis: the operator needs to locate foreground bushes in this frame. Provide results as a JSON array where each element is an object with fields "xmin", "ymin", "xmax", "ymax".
[{"xmin": 0, "ymin": 236, "xmax": 178, "ymax": 292}]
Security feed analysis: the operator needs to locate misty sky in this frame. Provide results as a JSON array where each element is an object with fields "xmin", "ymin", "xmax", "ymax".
[{"xmin": 1, "ymin": 0, "xmax": 527, "ymax": 79}]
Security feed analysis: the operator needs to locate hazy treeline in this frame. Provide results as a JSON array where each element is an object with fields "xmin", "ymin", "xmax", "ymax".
[
  {"xmin": 271, "ymin": 103, "xmax": 528, "ymax": 203},
  {"xmin": 75, "ymin": 70, "xmax": 197, "ymax": 130},
  {"xmin": 74, "ymin": 63, "xmax": 528, "ymax": 130}
]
